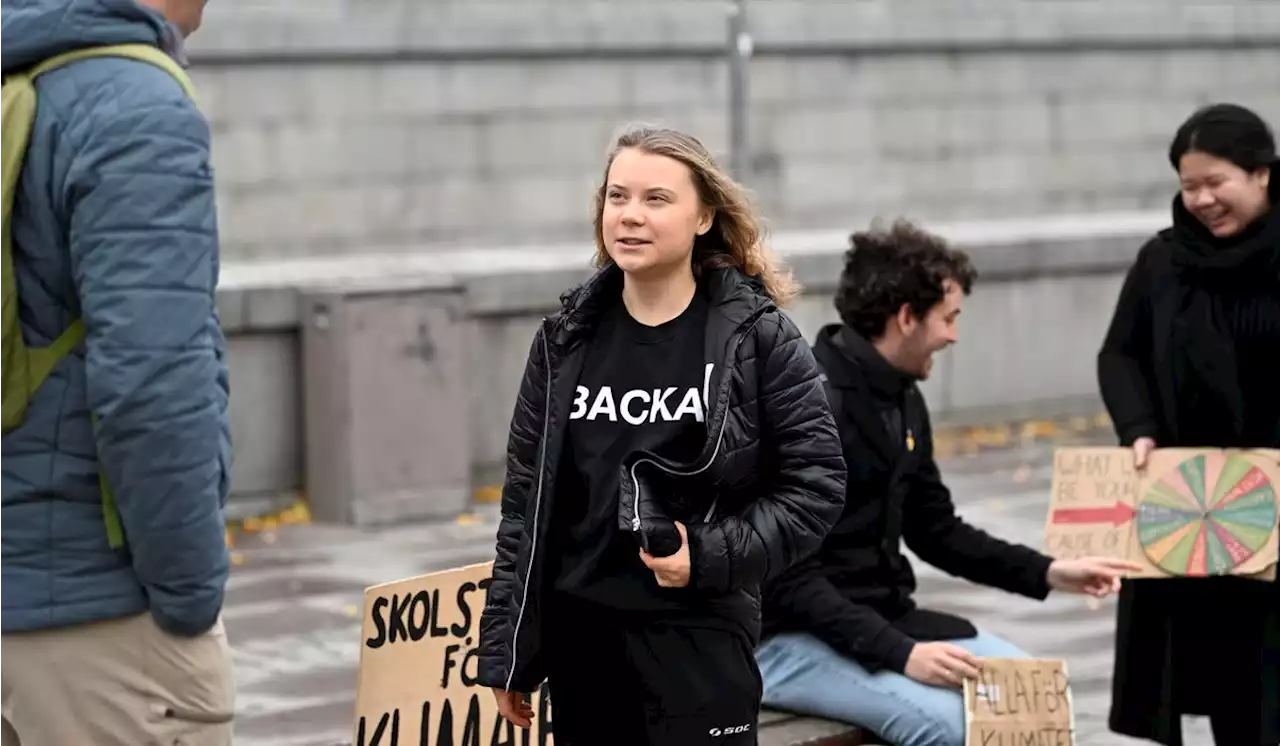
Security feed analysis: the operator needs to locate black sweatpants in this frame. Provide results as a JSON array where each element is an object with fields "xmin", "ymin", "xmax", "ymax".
[{"xmin": 543, "ymin": 595, "xmax": 763, "ymax": 746}]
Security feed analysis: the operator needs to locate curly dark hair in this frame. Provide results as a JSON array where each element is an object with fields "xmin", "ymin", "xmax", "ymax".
[{"xmin": 834, "ymin": 218, "xmax": 977, "ymax": 340}]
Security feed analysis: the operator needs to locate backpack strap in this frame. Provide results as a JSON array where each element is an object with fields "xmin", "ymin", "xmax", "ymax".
[
  {"xmin": 25, "ymin": 319, "xmax": 85, "ymax": 386},
  {"xmin": 31, "ymin": 44, "xmax": 197, "ymax": 102}
]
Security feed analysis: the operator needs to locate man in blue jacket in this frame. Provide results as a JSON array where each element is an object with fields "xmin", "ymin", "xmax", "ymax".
[{"xmin": 1, "ymin": 1, "xmax": 234, "ymax": 744}]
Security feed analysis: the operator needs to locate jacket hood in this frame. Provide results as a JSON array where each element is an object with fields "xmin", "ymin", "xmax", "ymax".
[
  {"xmin": 813, "ymin": 324, "xmax": 843, "ymax": 358},
  {"xmin": 811, "ymin": 324, "xmax": 844, "ymax": 395},
  {"xmin": 1, "ymin": 0, "xmax": 174, "ymax": 74},
  {"xmin": 550, "ymin": 262, "xmax": 774, "ymax": 346},
  {"xmin": 813, "ymin": 324, "xmax": 915, "ymax": 399}
]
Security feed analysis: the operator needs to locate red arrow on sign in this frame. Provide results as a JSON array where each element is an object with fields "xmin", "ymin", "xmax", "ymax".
[{"xmin": 1051, "ymin": 501, "xmax": 1137, "ymax": 527}]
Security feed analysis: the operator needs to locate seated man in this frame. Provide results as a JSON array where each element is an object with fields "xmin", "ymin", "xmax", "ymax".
[{"xmin": 758, "ymin": 219, "xmax": 1135, "ymax": 746}]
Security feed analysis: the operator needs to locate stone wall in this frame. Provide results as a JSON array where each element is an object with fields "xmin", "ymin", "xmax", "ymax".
[
  {"xmin": 188, "ymin": 0, "xmax": 1280, "ymax": 261},
  {"xmin": 215, "ymin": 210, "xmax": 1165, "ymax": 516}
]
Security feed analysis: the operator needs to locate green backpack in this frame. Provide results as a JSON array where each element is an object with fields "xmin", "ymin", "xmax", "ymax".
[{"xmin": 2, "ymin": 44, "xmax": 198, "ymax": 548}]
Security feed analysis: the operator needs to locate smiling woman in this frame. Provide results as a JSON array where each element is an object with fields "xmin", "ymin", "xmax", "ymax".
[
  {"xmin": 1172, "ymin": 104, "xmax": 1275, "ymax": 239},
  {"xmin": 1097, "ymin": 102, "xmax": 1280, "ymax": 746},
  {"xmin": 474, "ymin": 125, "xmax": 847, "ymax": 746}
]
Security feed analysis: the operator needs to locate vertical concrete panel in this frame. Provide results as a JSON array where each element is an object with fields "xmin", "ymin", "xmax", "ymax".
[{"xmin": 226, "ymin": 332, "xmax": 302, "ymax": 498}]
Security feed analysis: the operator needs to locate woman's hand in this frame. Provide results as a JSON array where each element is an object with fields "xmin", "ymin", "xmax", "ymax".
[
  {"xmin": 1132, "ymin": 436, "xmax": 1157, "ymax": 469},
  {"xmin": 491, "ymin": 688, "xmax": 533, "ymax": 729},
  {"xmin": 639, "ymin": 521, "xmax": 691, "ymax": 588}
]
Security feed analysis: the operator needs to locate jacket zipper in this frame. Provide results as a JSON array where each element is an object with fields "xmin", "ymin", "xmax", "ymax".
[
  {"xmin": 505, "ymin": 323, "xmax": 553, "ymax": 692},
  {"xmin": 629, "ymin": 312, "xmax": 767, "ymax": 532},
  {"xmin": 629, "ymin": 394, "xmax": 732, "ymax": 530}
]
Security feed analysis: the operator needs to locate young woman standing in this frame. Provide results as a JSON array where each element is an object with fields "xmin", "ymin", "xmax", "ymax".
[
  {"xmin": 477, "ymin": 126, "xmax": 847, "ymax": 745},
  {"xmin": 1098, "ymin": 103, "xmax": 1280, "ymax": 746}
]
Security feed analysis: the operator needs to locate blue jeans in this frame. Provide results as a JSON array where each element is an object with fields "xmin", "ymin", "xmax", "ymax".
[{"xmin": 756, "ymin": 630, "xmax": 1029, "ymax": 746}]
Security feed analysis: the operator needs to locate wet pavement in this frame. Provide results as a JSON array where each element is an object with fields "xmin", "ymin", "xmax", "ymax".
[{"xmin": 224, "ymin": 421, "xmax": 1211, "ymax": 746}]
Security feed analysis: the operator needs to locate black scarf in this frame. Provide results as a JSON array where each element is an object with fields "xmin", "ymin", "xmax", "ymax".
[{"xmin": 1163, "ymin": 163, "xmax": 1280, "ymax": 443}]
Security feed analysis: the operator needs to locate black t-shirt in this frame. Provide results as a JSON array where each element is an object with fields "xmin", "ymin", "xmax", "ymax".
[{"xmin": 549, "ymin": 291, "xmax": 711, "ymax": 611}]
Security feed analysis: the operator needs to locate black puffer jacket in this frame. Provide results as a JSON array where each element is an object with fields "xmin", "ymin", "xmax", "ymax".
[{"xmin": 477, "ymin": 264, "xmax": 847, "ymax": 693}]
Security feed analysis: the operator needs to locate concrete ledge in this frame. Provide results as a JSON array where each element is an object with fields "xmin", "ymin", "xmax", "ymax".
[{"xmin": 216, "ymin": 209, "xmax": 1163, "ymax": 332}]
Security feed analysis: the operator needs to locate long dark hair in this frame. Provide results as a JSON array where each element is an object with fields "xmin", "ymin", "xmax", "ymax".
[{"xmin": 1168, "ymin": 103, "xmax": 1277, "ymax": 173}]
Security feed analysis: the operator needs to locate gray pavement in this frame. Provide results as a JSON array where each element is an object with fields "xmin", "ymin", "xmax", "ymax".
[{"xmin": 223, "ymin": 426, "xmax": 1212, "ymax": 746}]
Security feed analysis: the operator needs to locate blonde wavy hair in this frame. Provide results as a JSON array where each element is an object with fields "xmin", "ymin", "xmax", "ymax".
[{"xmin": 591, "ymin": 125, "xmax": 799, "ymax": 307}]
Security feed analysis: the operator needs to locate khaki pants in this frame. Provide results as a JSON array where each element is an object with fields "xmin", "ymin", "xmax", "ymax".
[{"xmin": 1, "ymin": 612, "xmax": 235, "ymax": 746}]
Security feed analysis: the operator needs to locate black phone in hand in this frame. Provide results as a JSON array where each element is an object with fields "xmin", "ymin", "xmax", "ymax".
[{"xmin": 639, "ymin": 518, "xmax": 683, "ymax": 558}]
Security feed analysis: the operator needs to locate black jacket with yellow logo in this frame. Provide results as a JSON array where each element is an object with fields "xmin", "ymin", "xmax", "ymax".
[{"xmin": 762, "ymin": 325, "xmax": 1053, "ymax": 674}]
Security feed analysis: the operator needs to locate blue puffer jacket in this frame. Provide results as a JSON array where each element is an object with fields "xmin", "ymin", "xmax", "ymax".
[{"xmin": 1, "ymin": 0, "xmax": 232, "ymax": 637}]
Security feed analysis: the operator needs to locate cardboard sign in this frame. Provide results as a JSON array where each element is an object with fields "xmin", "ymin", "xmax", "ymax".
[
  {"xmin": 963, "ymin": 658, "xmax": 1075, "ymax": 746},
  {"xmin": 1045, "ymin": 447, "xmax": 1280, "ymax": 580},
  {"xmin": 352, "ymin": 561, "xmax": 554, "ymax": 746}
]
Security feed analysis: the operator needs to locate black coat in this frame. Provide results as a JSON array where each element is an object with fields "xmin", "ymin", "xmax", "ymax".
[
  {"xmin": 761, "ymin": 326, "xmax": 1053, "ymax": 673},
  {"xmin": 1097, "ymin": 168, "xmax": 1280, "ymax": 745},
  {"xmin": 477, "ymin": 265, "xmax": 847, "ymax": 693}
]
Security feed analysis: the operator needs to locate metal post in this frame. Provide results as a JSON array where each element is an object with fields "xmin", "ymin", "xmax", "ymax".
[{"xmin": 727, "ymin": 0, "xmax": 753, "ymax": 182}]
